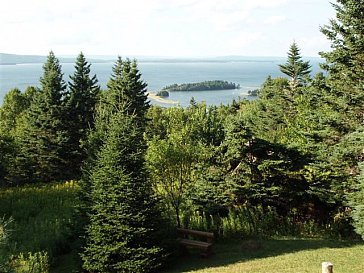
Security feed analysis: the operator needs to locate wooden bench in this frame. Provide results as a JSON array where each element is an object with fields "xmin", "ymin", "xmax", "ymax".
[{"xmin": 177, "ymin": 228, "xmax": 214, "ymax": 257}]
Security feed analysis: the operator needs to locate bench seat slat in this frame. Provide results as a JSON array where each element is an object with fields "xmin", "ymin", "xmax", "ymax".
[{"xmin": 179, "ymin": 238, "xmax": 212, "ymax": 249}]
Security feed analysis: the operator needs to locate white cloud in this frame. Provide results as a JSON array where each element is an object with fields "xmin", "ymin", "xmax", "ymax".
[
  {"xmin": 0, "ymin": 0, "xmax": 333, "ymax": 56},
  {"xmin": 264, "ymin": 15, "xmax": 287, "ymax": 25}
]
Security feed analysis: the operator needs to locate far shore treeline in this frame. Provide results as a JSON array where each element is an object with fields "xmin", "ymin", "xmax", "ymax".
[
  {"xmin": 161, "ymin": 80, "xmax": 240, "ymax": 92},
  {"xmin": 0, "ymin": 1, "xmax": 364, "ymax": 272},
  {"xmin": 156, "ymin": 80, "xmax": 240, "ymax": 97}
]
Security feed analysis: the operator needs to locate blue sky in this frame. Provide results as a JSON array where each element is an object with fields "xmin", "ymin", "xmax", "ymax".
[{"xmin": 1, "ymin": 0, "xmax": 335, "ymax": 57}]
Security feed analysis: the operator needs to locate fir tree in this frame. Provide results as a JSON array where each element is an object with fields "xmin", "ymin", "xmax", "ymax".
[
  {"xmin": 279, "ymin": 42, "xmax": 312, "ymax": 90},
  {"xmin": 79, "ymin": 57, "xmax": 150, "ymax": 214},
  {"xmin": 320, "ymin": 0, "xmax": 364, "ymax": 237},
  {"xmin": 320, "ymin": 0, "xmax": 364, "ymax": 126},
  {"xmin": 65, "ymin": 52, "xmax": 100, "ymax": 178},
  {"xmin": 350, "ymin": 162, "xmax": 364, "ymax": 239},
  {"xmin": 106, "ymin": 57, "xmax": 150, "ymax": 126},
  {"xmin": 82, "ymin": 111, "xmax": 165, "ymax": 273},
  {"xmin": 17, "ymin": 51, "xmax": 68, "ymax": 182},
  {"xmin": 81, "ymin": 57, "xmax": 165, "ymax": 272}
]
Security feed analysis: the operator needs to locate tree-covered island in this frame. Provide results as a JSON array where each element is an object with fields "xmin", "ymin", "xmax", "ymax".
[{"xmin": 161, "ymin": 80, "xmax": 240, "ymax": 92}]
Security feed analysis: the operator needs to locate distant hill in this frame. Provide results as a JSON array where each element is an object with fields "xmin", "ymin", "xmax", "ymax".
[
  {"xmin": 1, "ymin": 53, "xmax": 66, "ymax": 65},
  {"xmin": 0, "ymin": 53, "xmax": 111, "ymax": 65},
  {"xmin": 1, "ymin": 53, "xmax": 323, "ymax": 65}
]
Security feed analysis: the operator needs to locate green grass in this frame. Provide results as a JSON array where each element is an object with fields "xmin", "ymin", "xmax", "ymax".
[
  {"xmin": 1, "ymin": 182, "xmax": 363, "ymax": 273},
  {"xmin": 0, "ymin": 181, "xmax": 80, "ymax": 271},
  {"xmin": 163, "ymin": 238, "xmax": 364, "ymax": 273}
]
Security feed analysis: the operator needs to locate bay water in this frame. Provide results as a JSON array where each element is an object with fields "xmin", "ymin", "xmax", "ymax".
[{"xmin": 0, "ymin": 58, "xmax": 322, "ymax": 107}]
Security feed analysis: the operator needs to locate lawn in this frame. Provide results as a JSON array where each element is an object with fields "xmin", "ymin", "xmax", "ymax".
[
  {"xmin": 1, "ymin": 182, "xmax": 363, "ymax": 273},
  {"xmin": 164, "ymin": 238, "xmax": 364, "ymax": 273}
]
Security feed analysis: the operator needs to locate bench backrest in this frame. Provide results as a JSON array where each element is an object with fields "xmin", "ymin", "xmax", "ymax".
[{"xmin": 177, "ymin": 228, "xmax": 214, "ymax": 243}]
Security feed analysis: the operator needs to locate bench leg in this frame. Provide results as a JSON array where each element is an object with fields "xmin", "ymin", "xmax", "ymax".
[
  {"xmin": 180, "ymin": 244, "xmax": 190, "ymax": 256},
  {"xmin": 200, "ymin": 246, "xmax": 214, "ymax": 258}
]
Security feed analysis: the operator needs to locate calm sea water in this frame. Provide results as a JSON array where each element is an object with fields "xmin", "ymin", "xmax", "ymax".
[{"xmin": 0, "ymin": 59, "xmax": 322, "ymax": 107}]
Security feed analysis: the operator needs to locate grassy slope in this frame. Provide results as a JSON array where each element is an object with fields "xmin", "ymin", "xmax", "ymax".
[
  {"xmin": 164, "ymin": 239, "xmax": 364, "ymax": 273},
  {"xmin": 1, "ymin": 182, "xmax": 363, "ymax": 273},
  {"xmin": 0, "ymin": 181, "xmax": 80, "ymax": 271}
]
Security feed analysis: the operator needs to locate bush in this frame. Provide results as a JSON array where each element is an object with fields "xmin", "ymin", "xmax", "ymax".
[
  {"xmin": 11, "ymin": 251, "xmax": 49, "ymax": 273},
  {"xmin": 350, "ymin": 163, "xmax": 364, "ymax": 239},
  {"xmin": 180, "ymin": 205, "xmax": 333, "ymax": 239},
  {"xmin": 0, "ymin": 181, "xmax": 79, "ymax": 269},
  {"xmin": 0, "ymin": 217, "xmax": 13, "ymax": 273}
]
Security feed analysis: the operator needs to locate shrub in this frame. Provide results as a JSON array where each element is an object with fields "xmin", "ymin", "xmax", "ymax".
[{"xmin": 11, "ymin": 251, "xmax": 49, "ymax": 273}]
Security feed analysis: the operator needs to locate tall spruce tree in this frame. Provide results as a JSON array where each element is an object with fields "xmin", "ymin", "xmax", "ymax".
[
  {"xmin": 319, "ymin": 0, "xmax": 364, "ymax": 237},
  {"xmin": 105, "ymin": 57, "xmax": 150, "ymax": 126},
  {"xmin": 65, "ymin": 52, "xmax": 100, "ymax": 178},
  {"xmin": 350, "ymin": 162, "xmax": 364, "ymax": 239},
  {"xmin": 81, "ymin": 57, "xmax": 165, "ymax": 272},
  {"xmin": 320, "ymin": 0, "xmax": 364, "ymax": 127},
  {"xmin": 80, "ymin": 57, "xmax": 150, "ymax": 206},
  {"xmin": 279, "ymin": 42, "xmax": 312, "ymax": 90},
  {"xmin": 17, "ymin": 51, "xmax": 68, "ymax": 182}
]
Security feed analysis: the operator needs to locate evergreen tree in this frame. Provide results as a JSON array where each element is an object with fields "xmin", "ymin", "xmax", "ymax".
[
  {"xmin": 82, "ymin": 110, "xmax": 164, "ymax": 273},
  {"xmin": 16, "ymin": 51, "xmax": 68, "ymax": 182},
  {"xmin": 80, "ymin": 57, "xmax": 150, "ymax": 211},
  {"xmin": 65, "ymin": 52, "xmax": 100, "ymax": 178},
  {"xmin": 81, "ymin": 57, "xmax": 165, "ymax": 272},
  {"xmin": 320, "ymin": 0, "xmax": 364, "ymax": 127},
  {"xmin": 105, "ymin": 57, "xmax": 150, "ymax": 126},
  {"xmin": 320, "ymin": 0, "xmax": 364, "ymax": 236},
  {"xmin": 279, "ymin": 42, "xmax": 312, "ymax": 90},
  {"xmin": 350, "ymin": 162, "xmax": 364, "ymax": 239}
]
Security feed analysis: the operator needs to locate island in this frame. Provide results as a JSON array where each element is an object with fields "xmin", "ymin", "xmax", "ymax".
[
  {"xmin": 161, "ymin": 80, "xmax": 240, "ymax": 92},
  {"xmin": 247, "ymin": 89, "xmax": 259, "ymax": 96},
  {"xmin": 156, "ymin": 90, "xmax": 170, "ymax": 97}
]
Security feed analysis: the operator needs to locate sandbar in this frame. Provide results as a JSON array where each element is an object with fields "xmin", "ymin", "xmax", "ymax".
[{"xmin": 147, "ymin": 92, "xmax": 179, "ymax": 104}]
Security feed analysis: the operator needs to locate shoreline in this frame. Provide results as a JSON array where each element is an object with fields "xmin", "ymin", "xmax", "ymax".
[{"xmin": 147, "ymin": 92, "xmax": 179, "ymax": 105}]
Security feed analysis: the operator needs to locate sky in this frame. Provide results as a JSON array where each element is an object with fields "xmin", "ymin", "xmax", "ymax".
[{"xmin": 1, "ymin": 0, "xmax": 335, "ymax": 57}]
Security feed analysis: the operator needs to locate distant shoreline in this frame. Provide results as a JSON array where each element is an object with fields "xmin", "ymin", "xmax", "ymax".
[{"xmin": 147, "ymin": 92, "xmax": 179, "ymax": 105}]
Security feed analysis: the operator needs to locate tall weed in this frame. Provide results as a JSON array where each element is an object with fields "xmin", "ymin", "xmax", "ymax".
[
  {"xmin": 181, "ymin": 205, "xmax": 330, "ymax": 238},
  {"xmin": 0, "ymin": 181, "xmax": 79, "ymax": 264}
]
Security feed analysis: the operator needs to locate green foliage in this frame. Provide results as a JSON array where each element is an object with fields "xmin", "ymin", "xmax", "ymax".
[
  {"xmin": 319, "ymin": 0, "xmax": 364, "ymax": 239},
  {"xmin": 0, "ymin": 88, "xmax": 33, "ymax": 185},
  {"xmin": 0, "ymin": 88, "xmax": 30, "ymax": 137},
  {"xmin": 146, "ymin": 103, "xmax": 226, "ymax": 227},
  {"xmin": 279, "ymin": 42, "xmax": 312, "ymax": 89},
  {"xmin": 147, "ymin": 134, "xmax": 199, "ymax": 227},
  {"xmin": 0, "ymin": 217, "xmax": 13, "ymax": 273},
  {"xmin": 15, "ymin": 52, "xmax": 69, "ymax": 183},
  {"xmin": 320, "ymin": 0, "xmax": 364, "ymax": 126},
  {"xmin": 78, "ymin": 57, "xmax": 150, "ymax": 228},
  {"xmin": 349, "ymin": 163, "xmax": 364, "ymax": 239},
  {"xmin": 181, "ymin": 205, "xmax": 327, "ymax": 238},
  {"xmin": 0, "ymin": 181, "xmax": 79, "ymax": 273},
  {"xmin": 0, "ymin": 182, "xmax": 78, "ymax": 257},
  {"xmin": 105, "ymin": 57, "xmax": 150, "ymax": 122},
  {"xmin": 81, "ymin": 57, "xmax": 165, "ymax": 273},
  {"xmin": 64, "ymin": 52, "xmax": 100, "ymax": 178},
  {"xmin": 12, "ymin": 251, "xmax": 50, "ymax": 273},
  {"xmin": 82, "ymin": 111, "xmax": 165, "ymax": 273},
  {"xmin": 162, "ymin": 80, "xmax": 240, "ymax": 92}
]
